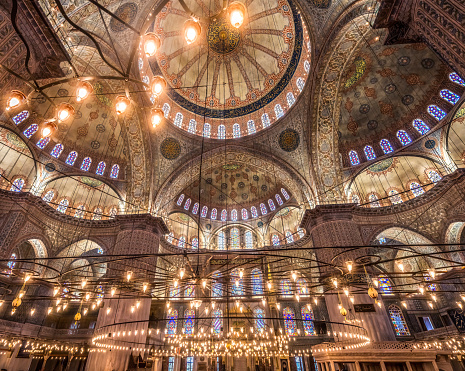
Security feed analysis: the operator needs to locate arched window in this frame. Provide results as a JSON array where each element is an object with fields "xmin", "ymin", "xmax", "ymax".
[
  {"xmin": 212, "ymin": 271, "xmax": 222, "ymax": 298},
  {"xmin": 36, "ymin": 137, "xmax": 50, "ymax": 149},
  {"xmin": 166, "ymin": 232, "xmax": 174, "ymax": 244},
  {"xmin": 178, "ymin": 236, "xmax": 186, "ymax": 248},
  {"xmin": 389, "ymin": 190, "xmax": 403, "ymax": 204},
  {"xmin": 251, "ymin": 206, "xmax": 258, "ymax": 218},
  {"xmin": 275, "ymin": 194, "xmax": 283, "ymax": 206},
  {"xmin": 191, "ymin": 237, "xmax": 198, "ymax": 249},
  {"xmin": 201, "ymin": 206, "xmax": 208, "ymax": 218},
  {"xmin": 297, "ymin": 278, "xmax": 308, "ymax": 295},
  {"xmin": 301, "ymin": 305, "xmax": 315, "ymax": 335},
  {"xmin": 23, "ymin": 124, "xmax": 38, "ymax": 138},
  {"xmin": 51, "ymin": 144, "xmax": 64, "ymax": 158},
  {"xmin": 296, "ymin": 77, "xmax": 305, "ymax": 92},
  {"xmin": 188, "ymin": 119, "xmax": 197, "ymax": 134},
  {"xmin": 174, "ymin": 113, "xmax": 183, "ymax": 127},
  {"xmin": 10, "ymin": 178, "xmax": 25, "ymax": 192},
  {"xmin": 183, "ymin": 309, "xmax": 195, "ymax": 335},
  {"xmin": 247, "ymin": 120, "xmax": 256, "ymax": 134},
  {"xmin": 230, "ymin": 228, "xmax": 240, "ymax": 249},
  {"xmin": 268, "ymin": 199, "xmax": 276, "ymax": 211},
  {"xmin": 304, "ymin": 60, "xmax": 310, "ymax": 73},
  {"xmin": 92, "ymin": 207, "xmax": 103, "ymax": 220},
  {"xmin": 449, "ymin": 72, "xmax": 465, "ymax": 86},
  {"xmin": 184, "ymin": 198, "xmax": 191, "ymax": 210},
  {"xmin": 427, "ymin": 105, "xmax": 446, "ymax": 120},
  {"xmin": 231, "ymin": 209, "xmax": 238, "ymax": 221},
  {"xmin": 211, "ymin": 208, "xmax": 217, "ymax": 220},
  {"xmin": 297, "ymin": 228, "xmax": 305, "ymax": 239},
  {"xmin": 281, "ymin": 188, "xmax": 290, "ymax": 200},
  {"xmin": 252, "ymin": 268, "xmax": 264, "ymax": 296},
  {"xmin": 233, "ymin": 123, "xmax": 241, "ymax": 138},
  {"xmin": 203, "ymin": 123, "xmax": 211, "ymax": 138},
  {"xmin": 245, "ymin": 230, "xmax": 253, "ymax": 249},
  {"xmin": 75, "ymin": 205, "xmax": 85, "ymax": 218},
  {"xmin": 177, "ymin": 194, "xmax": 185, "ymax": 206},
  {"xmin": 412, "ymin": 119, "xmax": 430, "ymax": 135},
  {"xmin": 80, "ymin": 157, "xmax": 92, "ymax": 171},
  {"xmin": 231, "ymin": 268, "xmax": 244, "ymax": 296},
  {"xmin": 260, "ymin": 203, "xmax": 267, "ymax": 215},
  {"xmin": 285, "ymin": 231, "xmax": 294, "ymax": 244},
  {"xmin": 6, "ymin": 253, "xmax": 16, "ymax": 275},
  {"xmin": 221, "ymin": 209, "xmax": 227, "ymax": 221},
  {"xmin": 427, "ymin": 170, "xmax": 442, "ymax": 183},
  {"xmin": 185, "ymin": 284, "xmax": 195, "ymax": 298},
  {"xmin": 380, "ymin": 139, "xmax": 393, "ymax": 154},
  {"xmin": 109, "ymin": 207, "xmax": 117, "ymax": 218},
  {"xmin": 12, "ymin": 110, "xmax": 29, "ymax": 125},
  {"xmin": 66, "ymin": 151, "xmax": 78, "ymax": 166},
  {"xmin": 388, "ymin": 305, "xmax": 410, "ymax": 336},
  {"xmin": 166, "ymin": 309, "xmax": 178, "ymax": 336},
  {"xmin": 42, "ymin": 190, "xmax": 54, "ymax": 203},
  {"xmin": 261, "ymin": 113, "xmax": 271, "ymax": 128},
  {"xmin": 440, "ymin": 89, "xmax": 460, "ymax": 105},
  {"xmin": 96, "ymin": 161, "xmax": 106, "ymax": 176},
  {"xmin": 271, "ymin": 234, "xmax": 280, "ymax": 246},
  {"xmin": 378, "ymin": 275, "xmax": 393, "ymax": 295},
  {"xmin": 241, "ymin": 208, "xmax": 248, "ymax": 220},
  {"xmin": 410, "ymin": 182, "xmax": 425, "ymax": 197},
  {"xmin": 396, "ymin": 130, "xmax": 412, "ymax": 146},
  {"xmin": 169, "ymin": 283, "xmax": 180, "ymax": 298},
  {"xmin": 287, "ymin": 92, "xmax": 296, "ymax": 107},
  {"xmin": 369, "ymin": 194, "xmax": 380, "ymax": 208},
  {"xmin": 162, "ymin": 103, "xmax": 170, "ymax": 117},
  {"xmin": 192, "ymin": 202, "xmax": 199, "ymax": 214},
  {"xmin": 254, "ymin": 308, "xmax": 266, "ymax": 332},
  {"xmin": 423, "ymin": 273, "xmax": 437, "ymax": 291},
  {"xmin": 218, "ymin": 124, "xmax": 226, "ymax": 139},
  {"xmin": 281, "ymin": 279, "xmax": 292, "ymax": 297},
  {"xmin": 349, "ymin": 150, "xmax": 360, "ymax": 165},
  {"xmin": 364, "ymin": 145, "xmax": 376, "ymax": 160},
  {"xmin": 218, "ymin": 231, "xmax": 226, "ymax": 250},
  {"xmin": 352, "ymin": 194, "xmax": 360, "ymax": 204},
  {"xmin": 275, "ymin": 104, "xmax": 284, "ymax": 119},
  {"xmin": 57, "ymin": 199, "xmax": 69, "ymax": 213},
  {"xmin": 212, "ymin": 308, "xmax": 223, "ymax": 335},
  {"xmin": 283, "ymin": 307, "xmax": 297, "ymax": 336}
]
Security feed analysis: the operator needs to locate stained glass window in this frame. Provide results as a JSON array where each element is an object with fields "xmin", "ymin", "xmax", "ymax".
[
  {"xmin": 191, "ymin": 237, "xmax": 198, "ymax": 249},
  {"xmin": 10, "ymin": 178, "xmax": 25, "ymax": 192},
  {"xmin": 380, "ymin": 139, "xmax": 393, "ymax": 154},
  {"xmin": 166, "ymin": 232, "xmax": 174, "ymax": 244},
  {"xmin": 283, "ymin": 307, "xmax": 297, "ymax": 336},
  {"xmin": 201, "ymin": 206, "xmax": 208, "ymax": 218},
  {"xmin": 42, "ymin": 190, "xmax": 54, "ymax": 203},
  {"xmin": 275, "ymin": 104, "xmax": 284, "ymax": 119},
  {"xmin": 184, "ymin": 198, "xmax": 191, "ymax": 210},
  {"xmin": 297, "ymin": 77, "xmax": 305, "ymax": 92},
  {"xmin": 285, "ymin": 231, "xmax": 294, "ymax": 244},
  {"xmin": 109, "ymin": 207, "xmax": 117, "ymax": 218},
  {"xmin": 174, "ymin": 113, "xmax": 183, "ymax": 127},
  {"xmin": 185, "ymin": 284, "xmax": 195, "ymax": 298},
  {"xmin": 231, "ymin": 268, "xmax": 244, "ymax": 296},
  {"xmin": 440, "ymin": 89, "xmax": 460, "ymax": 105},
  {"xmin": 268, "ymin": 199, "xmax": 276, "ymax": 211},
  {"xmin": 23, "ymin": 124, "xmax": 38, "ymax": 138},
  {"xmin": 396, "ymin": 130, "xmax": 412, "ymax": 146},
  {"xmin": 64, "ymin": 152, "xmax": 77, "ymax": 167},
  {"xmin": 168, "ymin": 357, "xmax": 175, "ymax": 371},
  {"xmin": 75, "ymin": 205, "xmax": 85, "ymax": 218},
  {"xmin": 211, "ymin": 208, "xmax": 217, "ymax": 220},
  {"xmin": 301, "ymin": 305, "xmax": 315, "ymax": 335},
  {"xmin": 233, "ymin": 123, "xmax": 241, "ymax": 138},
  {"xmin": 251, "ymin": 206, "xmax": 258, "ymax": 218},
  {"xmin": 57, "ymin": 199, "xmax": 69, "ymax": 213},
  {"xmin": 252, "ymin": 268, "xmax": 264, "ymax": 296},
  {"xmin": 96, "ymin": 161, "xmax": 106, "ymax": 176},
  {"xmin": 410, "ymin": 182, "xmax": 425, "ymax": 197},
  {"xmin": 188, "ymin": 119, "xmax": 197, "ymax": 134},
  {"xmin": 427, "ymin": 170, "xmax": 442, "ymax": 183},
  {"xmin": 247, "ymin": 120, "xmax": 256, "ymax": 135},
  {"xmin": 6, "ymin": 253, "xmax": 16, "ymax": 276},
  {"xmin": 218, "ymin": 231, "xmax": 226, "ymax": 250},
  {"xmin": 276, "ymin": 194, "xmax": 283, "ymax": 206},
  {"xmin": 92, "ymin": 207, "xmax": 102, "ymax": 220},
  {"xmin": 262, "ymin": 113, "xmax": 270, "ymax": 128},
  {"xmin": 51, "ymin": 144, "xmax": 64, "ymax": 158},
  {"xmin": 192, "ymin": 202, "xmax": 199, "ymax": 214},
  {"xmin": 231, "ymin": 209, "xmax": 238, "ymax": 221},
  {"xmin": 297, "ymin": 228, "xmax": 305, "ymax": 239},
  {"xmin": 413, "ymin": 119, "xmax": 430, "ymax": 135},
  {"xmin": 450, "ymin": 72, "xmax": 465, "ymax": 86},
  {"xmin": 221, "ymin": 209, "xmax": 227, "ymax": 221},
  {"xmin": 304, "ymin": 60, "xmax": 310, "ymax": 73},
  {"xmin": 178, "ymin": 236, "xmax": 186, "ymax": 249},
  {"xmin": 389, "ymin": 190, "xmax": 403, "ymax": 205},
  {"xmin": 212, "ymin": 271, "xmax": 222, "ymax": 298},
  {"xmin": 281, "ymin": 188, "xmax": 290, "ymax": 200},
  {"xmin": 36, "ymin": 137, "xmax": 50, "ymax": 149},
  {"xmin": 169, "ymin": 283, "xmax": 180, "ymax": 298},
  {"xmin": 272, "ymin": 234, "xmax": 280, "ymax": 246},
  {"xmin": 218, "ymin": 124, "xmax": 226, "ymax": 139},
  {"xmin": 364, "ymin": 145, "xmax": 376, "ymax": 160},
  {"xmin": 349, "ymin": 150, "xmax": 360, "ymax": 165},
  {"xmin": 80, "ymin": 157, "xmax": 92, "ymax": 171},
  {"xmin": 177, "ymin": 194, "xmax": 185, "ymax": 206},
  {"xmin": 296, "ymin": 357, "xmax": 304, "ymax": 371},
  {"xmin": 213, "ymin": 309, "xmax": 223, "ymax": 335},
  {"xmin": 297, "ymin": 278, "xmax": 308, "ymax": 295},
  {"xmin": 241, "ymin": 208, "xmax": 248, "ymax": 220},
  {"xmin": 287, "ymin": 92, "xmax": 296, "ymax": 107},
  {"xmin": 186, "ymin": 357, "xmax": 194, "ymax": 371},
  {"xmin": 352, "ymin": 194, "xmax": 360, "ymax": 204},
  {"xmin": 281, "ymin": 279, "xmax": 292, "ymax": 297},
  {"xmin": 163, "ymin": 103, "xmax": 170, "ymax": 117},
  {"xmin": 378, "ymin": 275, "xmax": 393, "ymax": 295},
  {"xmin": 427, "ymin": 105, "xmax": 446, "ymax": 120},
  {"xmin": 245, "ymin": 230, "xmax": 253, "ymax": 249},
  {"xmin": 423, "ymin": 273, "xmax": 437, "ymax": 291},
  {"xmin": 254, "ymin": 308, "xmax": 265, "ymax": 332},
  {"xmin": 389, "ymin": 305, "xmax": 410, "ymax": 336},
  {"xmin": 203, "ymin": 123, "xmax": 211, "ymax": 138},
  {"xmin": 369, "ymin": 194, "xmax": 380, "ymax": 208},
  {"xmin": 230, "ymin": 228, "xmax": 240, "ymax": 249},
  {"xmin": 260, "ymin": 203, "xmax": 267, "ymax": 215},
  {"xmin": 12, "ymin": 110, "xmax": 29, "ymax": 125},
  {"xmin": 166, "ymin": 309, "xmax": 178, "ymax": 336}
]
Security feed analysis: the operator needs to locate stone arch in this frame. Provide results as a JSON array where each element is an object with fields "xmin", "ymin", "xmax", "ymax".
[{"xmin": 444, "ymin": 222, "xmax": 465, "ymax": 265}]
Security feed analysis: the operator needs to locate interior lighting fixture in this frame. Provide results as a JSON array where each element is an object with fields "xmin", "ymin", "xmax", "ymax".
[
  {"xmin": 41, "ymin": 121, "xmax": 57, "ymax": 138},
  {"xmin": 184, "ymin": 20, "xmax": 201, "ymax": 44},
  {"xmin": 151, "ymin": 108, "xmax": 164, "ymax": 128},
  {"xmin": 57, "ymin": 103, "xmax": 75, "ymax": 121},
  {"xmin": 115, "ymin": 96, "xmax": 130, "ymax": 115},
  {"xmin": 6, "ymin": 90, "xmax": 26, "ymax": 110},
  {"xmin": 76, "ymin": 81, "xmax": 93, "ymax": 102},
  {"xmin": 143, "ymin": 33, "xmax": 161, "ymax": 57},
  {"xmin": 227, "ymin": 2, "xmax": 246, "ymax": 28}
]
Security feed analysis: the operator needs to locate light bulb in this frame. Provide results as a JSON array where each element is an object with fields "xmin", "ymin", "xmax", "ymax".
[
  {"xmin": 419, "ymin": 286, "xmax": 425, "ymax": 295},
  {"xmin": 397, "ymin": 261, "xmax": 404, "ymax": 272},
  {"xmin": 6, "ymin": 91, "xmax": 26, "ymax": 110},
  {"xmin": 53, "ymin": 287, "xmax": 59, "ymax": 296},
  {"xmin": 202, "ymin": 280, "xmax": 207, "ymax": 289},
  {"xmin": 85, "ymin": 293, "xmax": 90, "ymax": 301},
  {"xmin": 81, "ymin": 279, "xmax": 87, "ymax": 288},
  {"xmin": 346, "ymin": 261, "xmax": 353, "ymax": 273},
  {"xmin": 136, "ymin": 301, "xmax": 141, "ymax": 309},
  {"xmin": 41, "ymin": 121, "xmax": 57, "ymax": 138},
  {"xmin": 126, "ymin": 271, "xmax": 133, "ymax": 281},
  {"xmin": 131, "ymin": 306, "xmax": 135, "ymax": 313},
  {"xmin": 184, "ymin": 20, "xmax": 201, "ymax": 44},
  {"xmin": 179, "ymin": 268, "xmax": 185, "ymax": 279},
  {"xmin": 401, "ymin": 301, "xmax": 407, "ymax": 308},
  {"xmin": 211, "ymin": 302, "xmax": 215, "ymax": 309},
  {"xmin": 76, "ymin": 81, "xmax": 93, "ymax": 102},
  {"xmin": 111, "ymin": 287, "xmax": 116, "ymax": 297},
  {"xmin": 48, "ymin": 307, "xmax": 52, "ymax": 315},
  {"xmin": 30, "ymin": 308, "xmax": 35, "ymax": 316},
  {"xmin": 428, "ymin": 269, "xmax": 435, "ymax": 279},
  {"xmin": 332, "ymin": 278, "xmax": 338, "ymax": 288},
  {"xmin": 151, "ymin": 76, "xmax": 166, "ymax": 97},
  {"xmin": 228, "ymin": 2, "xmax": 246, "ymax": 28},
  {"xmin": 267, "ymin": 281, "xmax": 272, "ymax": 290},
  {"xmin": 291, "ymin": 272, "xmax": 297, "ymax": 281},
  {"xmin": 143, "ymin": 283, "xmax": 148, "ymax": 292},
  {"xmin": 143, "ymin": 33, "xmax": 161, "ymax": 57},
  {"xmin": 115, "ymin": 95, "xmax": 130, "ymax": 115},
  {"xmin": 106, "ymin": 307, "xmax": 111, "ymax": 314},
  {"xmin": 83, "ymin": 308, "xmax": 88, "ymax": 315},
  {"xmin": 343, "ymin": 287, "xmax": 349, "ymax": 296},
  {"xmin": 313, "ymin": 297, "xmax": 318, "ymax": 305},
  {"xmin": 150, "ymin": 108, "xmax": 164, "ymax": 127},
  {"xmin": 57, "ymin": 103, "xmax": 75, "ymax": 121}
]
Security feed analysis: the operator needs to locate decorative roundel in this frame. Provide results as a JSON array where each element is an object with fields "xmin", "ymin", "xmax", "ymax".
[
  {"xmin": 425, "ymin": 139, "xmax": 436, "ymax": 149},
  {"xmin": 160, "ymin": 138, "xmax": 181, "ymax": 159},
  {"xmin": 207, "ymin": 17, "xmax": 241, "ymax": 54},
  {"xmin": 45, "ymin": 163, "xmax": 56, "ymax": 173},
  {"xmin": 367, "ymin": 158, "xmax": 393, "ymax": 173},
  {"xmin": 110, "ymin": 3, "xmax": 138, "ymax": 32},
  {"xmin": 367, "ymin": 120, "xmax": 378, "ymax": 130},
  {"xmin": 397, "ymin": 56, "xmax": 410, "ymax": 66},
  {"xmin": 257, "ymin": 221, "xmax": 264, "ymax": 228},
  {"xmin": 421, "ymin": 58, "xmax": 435, "ymax": 69},
  {"xmin": 279, "ymin": 128, "xmax": 300, "ymax": 152},
  {"xmin": 402, "ymin": 95, "xmax": 415, "ymax": 106}
]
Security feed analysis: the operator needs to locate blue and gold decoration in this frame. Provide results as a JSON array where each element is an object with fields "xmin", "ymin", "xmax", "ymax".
[
  {"xmin": 279, "ymin": 128, "xmax": 300, "ymax": 152},
  {"xmin": 161, "ymin": 138, "xmax": 181, "ymax": 160},
  {"xmin": 208, "ymin": 17, "xmax": 241, "ymax": 54}
]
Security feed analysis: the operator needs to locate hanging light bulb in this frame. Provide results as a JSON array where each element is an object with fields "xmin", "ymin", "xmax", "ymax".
[
  {"xmin": 227, "ymin": 2, "xmax": 246, "ymax": 28},
  {"xmin": 47, "ymin": 307, "xmax": 53, "ymax": 315},
  {"xmin": 276, "ymin": 303, "xmax": 281, "ymax": 310},
  {"xmin": 291, "ymin": 272, "xmax": 297, "ymax": 281},
  {"xmin": 174, "ymin": 279, "xmax": 178, "ymax": 288},
  {"xmin": 56, "ymin": 103, "xmax": 75, "ymax": 121},
  {"xmin": 375, "ymin": 300, "xmax": 382, "ymax": 308},
  {"xmin": 295, "ymin": 294, "xmax": 300, "ymax": 302},
  {"xmin": 346, "ymin": 261, "xmax": 353, "ymax": 273},
  {"xmin": 53, "ymin": 287, "xmax": 59, "ymax": 296},
  {"xmin": 126, "ymin": 271, "xmax": 133, "ymax": 282},
  {"xmin": 41, "ymin": 121, "xmax": 57, "ymax": 138},
  {"xmin": 6, "ymin": 90, "xmax": 27, "ymax": 111},
  {"xmin": 396, "ymin": 261, "xmax": 404, "ymax": 272},
  {"xmin": 267, "ymin": 281, "xmax": 272, "ymax": 290},
  {"xmin": 136, "ymin": 300, "xmax": 141, "ymax": 309},
  {"xmin": 81, "ymin": 279, "xmax": 87, "ymax": 289},
  {"xmin": 349, "ymin": 295, "xmax": 354, "ymax": 304},
  {"xmin": 401, "ymin": 301, "xmax": 407, "ymax": 308},
  {"xmin": 151, "ymin": 76, "xmax": 166, "ymax": 97},
  {"xmin": 179, "ymin": 268, "xmax": 185, "ymax": 279},
  {"xmin": 143, "ymin": 33, "xmax": 161, "ymax": 57},
  {"xmin": 313, "ymin": 297, "xmax": 318, "ymax": 305},
  {"xmin": 151, "ymin": 108, "xmax": 164, "ymax": 128},
  {"xmin": 83, "ymin": 308, "xmax": 88, "ymax": 316},
  {"xmin": 76, "ymin": 81, "xmax": 93, "ymax": 102},
  {"xmin": 111, "ymin": 287, "xmax": 116, "ymax": 297},
  {"xmin": 372, "ymin": 277, "xmax": 379, "ymax": 288},
  {"xmin": 211, "ymin": 302, "xmax": 215, "ymax": 309},
  {"xmin": 428, "ymin": 268, "xmax": 435, "ymax": 279},
  {"xmin": 85, "ymin": 293, "xmax": 90, "ymax": 301},
  {"xmin": 332, "ymin": 278, "xmax": 338, "ymax": 288},
  {"xmin": 143, "ymin": 283, "xmax": 148, "ymax": 292},
  {"xmin": 115, "ymin": 95, "xmax": 130, "ymax": 115},
  {"xmin": 184, "ymin": 19, "xmax": 201, "ymax": 44},
  {"xmin": 202, "ymin": 280, "xmax": 207, "ymax": 289},
  {"xmin": 106, "ymin": 307, "xmax": 111, "ymax": 314}
]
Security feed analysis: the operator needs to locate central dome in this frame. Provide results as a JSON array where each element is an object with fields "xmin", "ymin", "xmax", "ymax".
[{"xmin": 207, "ymin": 17, "xmax": 241, "ymax": 54}]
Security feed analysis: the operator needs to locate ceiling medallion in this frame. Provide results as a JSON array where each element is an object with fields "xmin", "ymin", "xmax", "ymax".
[
  {"xmin": 207, "ymin": 17, "xmax": 241, "ymax": 54},
  {"xmin": 279, "ymin": 128, "xmax": 300, "ymax": 152},
  {"xmin": 160, "ymin": 138, "xmax": 181, "ymax": 160}
]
